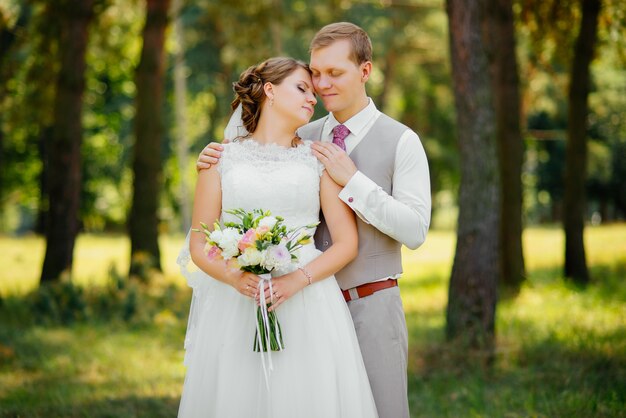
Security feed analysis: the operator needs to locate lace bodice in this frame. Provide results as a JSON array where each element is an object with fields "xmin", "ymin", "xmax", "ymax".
[{"xmin": 217, "ymin": 139, "xmax": 324, "ymax": 230}]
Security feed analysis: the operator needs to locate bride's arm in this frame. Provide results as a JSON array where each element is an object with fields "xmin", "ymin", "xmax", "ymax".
[
  {"xmin": 266, "ymin": 171, "xmax": 357, "ymax": 310},
  {"xmin": 189, "ymin": 167, "xmax": 260, "ymax": 298},
  {"xmin": 304, "ymin": 171, "xmax": 359, "ymax": 279}
]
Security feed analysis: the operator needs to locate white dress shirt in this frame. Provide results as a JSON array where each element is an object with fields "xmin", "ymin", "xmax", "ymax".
[{"xmin": 322, "ymin": 99, "xmax": 431, "ymax": 253}]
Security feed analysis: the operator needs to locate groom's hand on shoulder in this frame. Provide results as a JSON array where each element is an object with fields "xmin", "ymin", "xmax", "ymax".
[
  {"xmin": 196, "ymin": 141, "xmax": 226, "ymax": 172},
  {"xmin": 310, "ymin": 141, "xmax": 357, "ymax": 187}
]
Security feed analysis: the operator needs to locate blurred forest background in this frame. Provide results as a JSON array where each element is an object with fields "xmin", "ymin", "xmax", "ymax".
[{"xmin": 0, "ymin": 0, "xmax": 625, "ymax": 417}]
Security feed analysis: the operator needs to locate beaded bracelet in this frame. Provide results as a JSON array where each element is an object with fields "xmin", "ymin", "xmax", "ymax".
[{"xmin": 298, "ymin": 267, "xmax": 313, "ymax": 286}]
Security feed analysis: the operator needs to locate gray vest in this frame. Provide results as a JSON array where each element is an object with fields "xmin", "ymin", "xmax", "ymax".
[{"xmin": 297, "ymin": 113, "xmax": 408, "ymax": 289}]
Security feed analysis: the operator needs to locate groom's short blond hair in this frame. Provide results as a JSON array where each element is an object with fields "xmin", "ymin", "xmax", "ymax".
[{"xmin": 310, "ymin": 22, "xmax": 372, "ymax": 65}]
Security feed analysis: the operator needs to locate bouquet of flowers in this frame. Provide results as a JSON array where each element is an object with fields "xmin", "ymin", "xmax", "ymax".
[{"xmin": 195, "ymin": 208, "xmax": 318, "ymax": 352}]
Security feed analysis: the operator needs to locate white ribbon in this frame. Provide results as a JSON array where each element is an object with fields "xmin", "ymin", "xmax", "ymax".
[{"xmin": 255, "ymin": 272, "xmax": 284, "ymax": 390}]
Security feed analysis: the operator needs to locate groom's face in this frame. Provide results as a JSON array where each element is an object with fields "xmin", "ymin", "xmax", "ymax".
[{"xmin": 310, "ymin": 39, "xmax": 369, "ymax": 121}]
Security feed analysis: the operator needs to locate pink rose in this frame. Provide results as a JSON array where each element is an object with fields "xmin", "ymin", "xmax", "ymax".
[
  {"xmin": 238, "ymin": 228, "xmax": 258, "ymax": 251},
  {"xmin": 206, "ymin": 245, "xmax": 222, "ymax": 260},
  {"xmin": 256, "ymin": 225, "xmax": 270, "ymax": 236}
]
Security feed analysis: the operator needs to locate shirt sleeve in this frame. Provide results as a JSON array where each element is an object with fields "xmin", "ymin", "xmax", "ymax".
[{"xmin": 338, "ymin": 130, "xmax": 431, "ymax": 249}]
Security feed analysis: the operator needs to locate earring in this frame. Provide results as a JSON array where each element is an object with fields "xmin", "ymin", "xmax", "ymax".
[{"xmin": 270, "ymin": 97, "xmax": 274, "ymax": 107}]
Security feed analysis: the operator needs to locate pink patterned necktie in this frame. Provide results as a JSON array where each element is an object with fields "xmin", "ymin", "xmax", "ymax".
[{"xmin": 332, "ymin": 124, "xmax": 350, "ymax": 151}]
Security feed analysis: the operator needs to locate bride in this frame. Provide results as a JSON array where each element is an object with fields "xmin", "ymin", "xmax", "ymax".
[{"xmin": 177, "ymin": 57, "xmax": 378, "ymax": 418}]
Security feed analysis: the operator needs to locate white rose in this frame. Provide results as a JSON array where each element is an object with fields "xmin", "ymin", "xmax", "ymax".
[
  {"xmin": 258, "ymin": 216, "xmax": 278, "ymax": 230},
  {"xmin": 238, "ymin": 247, "xmax": 265, "ymax": 267},
  {"xmin": 219, "ymin": 227, "xmax": 242, "ymax": 259},
  {"xmin": 209, "ymin": 229, "xmax": 223, "ymax": 244}
]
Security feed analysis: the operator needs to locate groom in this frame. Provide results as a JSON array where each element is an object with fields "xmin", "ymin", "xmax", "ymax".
[{"xmin": 197, "ymin": 22, "xmax": 430, "ymax": 418}]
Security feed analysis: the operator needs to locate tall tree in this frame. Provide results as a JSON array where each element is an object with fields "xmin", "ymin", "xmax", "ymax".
[
  {"xmin": 563, "ymin": 0, "xmax": 602, "ymax": 284},
  {"xmin": 485, "ymin": 0, "xmax": 526, "ymax": 293},
  {"xmin": 172, "ymin": 0, "xmax": 191, "ymax": 232},
  {"xmin": 445, "ymin": 0, "xmax": 500, "ymax": 354},
  {"xmin": 40, "ymin": 0, "xmax": 96, "ymax": 282},
  {"xmin": 128, "ymin": 0, "xmax": 171, "ymax": 276}
]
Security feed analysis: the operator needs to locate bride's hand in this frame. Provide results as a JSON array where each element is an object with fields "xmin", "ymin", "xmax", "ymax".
[
  {"xmin": 230, "ymin": 271, "xmax": 261, "ymax": 299},
  {"xmin": 260, "ymin": 271, "xmax": 309, "ymax": 311}
]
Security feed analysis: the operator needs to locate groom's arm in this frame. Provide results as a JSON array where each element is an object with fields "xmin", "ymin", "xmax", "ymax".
[{"xmin": 341, "ymin": 131, "xmax": 431, "ymax": 249}]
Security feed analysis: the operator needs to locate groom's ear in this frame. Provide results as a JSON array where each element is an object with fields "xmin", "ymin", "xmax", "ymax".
[{"xmin": 360, "ymin": 61, "xmax": 372, "ymax": 83}]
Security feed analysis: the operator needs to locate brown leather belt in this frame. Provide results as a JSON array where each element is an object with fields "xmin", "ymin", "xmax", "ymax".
[{"xmin": 342, "ymin": 279, "xmax": 398, "ymax": 302}]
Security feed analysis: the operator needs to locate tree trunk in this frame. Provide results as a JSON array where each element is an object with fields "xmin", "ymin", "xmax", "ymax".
[
  {"xmin": 172, "ymin": 0, "xmax": 191, "ymax": 232},
  {"xmin": 40, "ymin": 0, "xmax": 95, "ymax": 283},
  {"xmin": 485, "ymin": 0, "xmax": 526, "ymax": 293},
  {"xmin": 128, "ymin": 0, "xmax": 171, "ymax": 277},
  {"xmin": 35, "ymin": 126, "xmax": 53, "ymax": 235},
  {"xmin": 445, "ymin": 0, "xmax": 500, "ymax": 356},
  {"xmin": 563, "ymin": 0, "xmax": 601, "ymax": 284}
]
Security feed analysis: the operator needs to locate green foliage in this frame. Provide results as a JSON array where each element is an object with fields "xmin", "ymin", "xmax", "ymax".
[
  {"xmin": 31, "ymin": 281, "xmax": 88, "ymax": 324},
  {"xmin": 0, "ymin": 1, "xmax": 57, "ymax": 233},
  {"xmin": 516, "ymin": 0, "xmax": 626, "ymax": 224},
  {"xmin": 0, "ymin": 261, "xmax": 185, "ymax": 329},
  {"xmin": 525, "ymin": 101, "xmax": 626, "ymax": 223},
  {"xmin": 0, "ymin": 0, "xmax": 460, "ymax": 234},
  {"xmin": 80, "ymin": 0, "xmax": 143, "ymax": 231},
  {"xmin": 0, "ymin": 0, "xmax": 624, "ymax": 235}
]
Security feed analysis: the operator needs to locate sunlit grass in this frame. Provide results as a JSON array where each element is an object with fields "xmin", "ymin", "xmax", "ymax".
[
  {"xmin": 3, "ymin": 224, "xmax": 623, "ymax": 295},
  {"xmin": 0, "ymin": 234, "xmax": 188, "ymax": 296},
  {"xmin": 1, "ymin": 224, "xmax": 625, "ymax": 417},
  {"xmin": 399, "ymin": 224, "xmax": 626, "ymax": 417}
]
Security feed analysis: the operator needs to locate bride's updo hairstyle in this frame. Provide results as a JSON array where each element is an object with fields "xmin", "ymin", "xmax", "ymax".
[{"xmin": 231, "ymin": 57, "xmax": 310, "ymax": 135}]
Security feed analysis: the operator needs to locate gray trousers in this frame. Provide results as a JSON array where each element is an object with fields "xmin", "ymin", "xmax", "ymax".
[{"xmin": 347, "ymin": 286, "xmax": 410, "ymax": 418}]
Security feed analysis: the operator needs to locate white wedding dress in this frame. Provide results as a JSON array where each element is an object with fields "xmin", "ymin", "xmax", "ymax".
[{"xmin": 177, "ymin": 139, "xmax": 378, "ymax": 418}]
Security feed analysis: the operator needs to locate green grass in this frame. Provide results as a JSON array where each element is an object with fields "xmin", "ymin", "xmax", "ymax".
[
  {"xmin": 0, "ymin": 234, "xmax": 187, "ymax": 295},
  {"xmin": 401, "ymin": 224, "xmax": 626, "ymax": 418},
  {"xmin": 1, "ymin": 225, "xmax": 625, "ymax": 417}
]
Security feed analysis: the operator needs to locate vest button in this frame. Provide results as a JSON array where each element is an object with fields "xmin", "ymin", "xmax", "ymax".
[{"xmin": 324, "ymin": 240, "xmax": 329, "ymax": 246}]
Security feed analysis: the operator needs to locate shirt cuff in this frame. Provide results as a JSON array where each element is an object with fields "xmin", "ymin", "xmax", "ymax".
[{"xmin": 339, "ymin": 171, "xmax": 376, "ymax": 224}]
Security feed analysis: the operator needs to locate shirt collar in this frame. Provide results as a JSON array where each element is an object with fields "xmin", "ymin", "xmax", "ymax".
[{"xmin": 327, "ymin": 98, "xmax": 378, "ymax": 138}]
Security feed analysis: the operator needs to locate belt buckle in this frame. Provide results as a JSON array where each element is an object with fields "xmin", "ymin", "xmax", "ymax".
[{"xmin": 348, "ymin": 288, "xmax": 360, "ymax": 301}]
